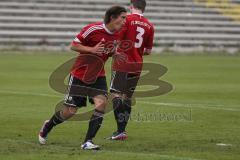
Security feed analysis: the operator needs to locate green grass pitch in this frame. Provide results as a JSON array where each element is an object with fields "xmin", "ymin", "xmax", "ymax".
[{"xmin": 0, "ymin": 51, "xmax": 239, "ymax": 160}]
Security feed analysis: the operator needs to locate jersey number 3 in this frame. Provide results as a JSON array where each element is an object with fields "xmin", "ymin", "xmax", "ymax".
[{"xmin": 135, "ymin": 27, "xmax": 145, "ymax": 48}]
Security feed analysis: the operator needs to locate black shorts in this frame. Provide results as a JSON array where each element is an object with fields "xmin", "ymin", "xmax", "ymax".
[
  {"xmin": 110, "ymin": 71, "xmax": 140, "ymax": 98},
  {"xmin": 64, "ymin": 75, "xmax": 108, "ymax": 108}
]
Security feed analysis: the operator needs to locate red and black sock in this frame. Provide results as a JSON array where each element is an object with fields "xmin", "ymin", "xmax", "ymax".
[
  {"xmin": 113, "ymin": 97, "xmax": 127, "ymax": 133},
  {"xmin": 122, "ymin": 99, "xmax": 132, "ymax": 132},
  {"xmin": 41, "ymin": 111, "xmax": 64, "ymax": 137},
  {"xmin": 84, "ymin": 109, "xmax": 104, "ymax": 142}
]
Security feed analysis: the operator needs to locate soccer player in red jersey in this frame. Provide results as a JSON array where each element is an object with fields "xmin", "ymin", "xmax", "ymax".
[
  {"xmin": 38, "ymin": 6, "xmax": 127, "ymax": 150},
  {"xmin": 109, "ymin": 0, "xmax": 154, "ymax": 140}
]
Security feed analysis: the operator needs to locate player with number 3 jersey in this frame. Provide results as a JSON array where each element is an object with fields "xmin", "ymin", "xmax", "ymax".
[{"xmin": 109, "ymin": 0, "xmax": 155, "ymax": 140}]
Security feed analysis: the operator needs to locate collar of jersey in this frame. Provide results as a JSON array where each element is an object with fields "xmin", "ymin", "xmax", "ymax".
[
  {"xmin": 132, "ymin": 13, "xmax": 144, "ymax": 17},
  {"xmin": 103, "ymin": 23, "xmax": 114, "ymax": 35}
]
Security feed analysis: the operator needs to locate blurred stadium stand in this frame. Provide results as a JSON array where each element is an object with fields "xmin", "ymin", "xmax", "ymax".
[{"xmin": 0, "ymin": 0, "xmax": 240, "ymax": 53}]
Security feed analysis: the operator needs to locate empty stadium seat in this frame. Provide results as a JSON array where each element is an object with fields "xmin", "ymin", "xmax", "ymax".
[{"xmin": 0, "ymin": 0, "xmax": 240, "ymax": 52}]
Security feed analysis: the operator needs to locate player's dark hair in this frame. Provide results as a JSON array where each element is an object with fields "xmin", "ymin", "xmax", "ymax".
[
  {"xmin": 131, "ymin": 0, "xmax": 146, "ymax": 12},
  {"xmin": 104, "ymin": 5, "xmax": 127, "ymax": 24}
]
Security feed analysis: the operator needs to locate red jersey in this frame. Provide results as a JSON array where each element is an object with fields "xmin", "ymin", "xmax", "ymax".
[
  {"xmin": 113, "ymin": 13, "xmax": 154, "ymax": 73},
  {"xmin": 71, "ymin": 22, "xmax": 119, "ymax": 83}
]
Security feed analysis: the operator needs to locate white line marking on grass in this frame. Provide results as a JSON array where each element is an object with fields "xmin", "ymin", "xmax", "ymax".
[
  {"xmin": 1, "ymin": 90, "xmax": 239, "ymax": 112},
  {"xmin": 0, "ymin": 90, "xmax": 61, "ymax": 98},
  {"xmin": 216, "ymin": 143, "xmax": 233, "ymax": 147},
  {"xmin": 137, "ymin": 101, "xmax": 240, "ymax": 112}
]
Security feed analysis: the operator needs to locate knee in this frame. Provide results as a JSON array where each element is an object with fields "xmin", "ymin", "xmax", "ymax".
[
  {"xmin": 61, "ymin": 106, "xmax": 78, "ymax": 120},
  {"xmin": 68, "ymin": 107, "xmax": 78, "ymax": 114},
  {"xmin": 111, "ymin": 92, "xmax": 122, "ymax": 98},
  {"xmin": 94, "ymin": 96, "xmax": 107, "ymax": 111},
  {"xmin": 123, "ymin": 98, "xmax": 131, "ymax": 108},
  {"xmin": 98, "ymin": 98, "xmax": 107, "ymax": 108},
  {"xmin": 112, "ymin": 96, "xmax": 123, "ymax": 109}
]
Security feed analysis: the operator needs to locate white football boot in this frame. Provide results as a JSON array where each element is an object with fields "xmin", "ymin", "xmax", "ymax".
[
  {"xmin": 38, "ymin": 120, "xmax": 49, "ymax": 145},
  {"xmin": 81, "ymin": 140, "xmax": 100, "ymax": 150}
]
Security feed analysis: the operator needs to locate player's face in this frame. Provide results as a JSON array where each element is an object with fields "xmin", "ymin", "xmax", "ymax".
[{"xmin": 111, "ymin": 12, "xmax": 127, "ymax": 31}]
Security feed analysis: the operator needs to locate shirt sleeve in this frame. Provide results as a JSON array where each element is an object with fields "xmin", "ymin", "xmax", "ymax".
[
  {"xmin": 72, "ymin": 26, "xmax": 89, "ymax": 45},
  {"xmin": 145, "ymin": 25, "xmax": 155, "ymax": 50}
]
